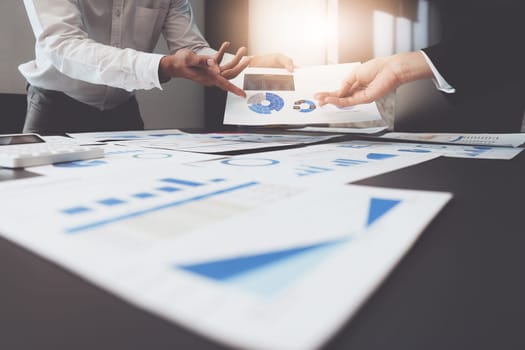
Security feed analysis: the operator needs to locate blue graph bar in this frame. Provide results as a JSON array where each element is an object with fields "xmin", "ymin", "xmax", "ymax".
[
  {"xmin": 98, "ymin": 198, "xmax": 126, "ymax": 206},
  {"xmin": 160, "ymin": 178, "xmax": 205, "ymax": 187},
  {"xmin": 333, "ymin": 159, "xmax": 368, "ymax": 167},
  {"xmin": 296, "ymin": 166, "xmax": 333, "ymax": 177},
  {"xmin": 157, "ymin": 186, "xmax": 181, "ymax": 193},
  {"xmin": 133, "ymin": 192, "xmax": 156, "ymax": 199},
  {"xmin": 66, "ymin": 182, "xmax": 259, "ymax": 234},
  {"xmin": 366, "ymin": 153, "xmax": 397, "ymax": 160},
  {"xmin": 62, "ymin": 206, "xmax": 91, "ymax": 215}
]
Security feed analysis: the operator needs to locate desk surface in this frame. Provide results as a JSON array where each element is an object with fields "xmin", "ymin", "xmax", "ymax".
[{"xmin": 1, "ymin": 147, "xmax": 524, "ymax": 350}]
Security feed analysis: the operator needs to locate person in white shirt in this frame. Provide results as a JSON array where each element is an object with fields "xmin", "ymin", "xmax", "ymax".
[{"xmin": 19, "ymin": 0, "xmax": 294, "ymax": 134}]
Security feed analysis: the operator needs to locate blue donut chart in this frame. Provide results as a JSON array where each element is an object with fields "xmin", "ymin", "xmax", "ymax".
[
  {"xmin": 248, "ymin": 93, "xmax": 285, "ymax": 115},
  {"xmin": 293, "ymin": 100, "xmax": 317, "ymax": 113}
]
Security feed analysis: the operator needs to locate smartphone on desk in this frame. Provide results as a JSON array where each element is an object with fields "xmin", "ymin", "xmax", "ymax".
[{"xmin": 0, "ymin": 133, "xmax": 104, "ymax": 168}]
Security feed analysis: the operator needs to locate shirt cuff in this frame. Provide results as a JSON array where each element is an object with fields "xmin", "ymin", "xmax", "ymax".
[
  {"xmin": 420, "ymin": 50, "xmax": 456, "ymax": 94},
  {"xmin": 137, "ymin": 52, "xmax": 165, "ymax": 91}
]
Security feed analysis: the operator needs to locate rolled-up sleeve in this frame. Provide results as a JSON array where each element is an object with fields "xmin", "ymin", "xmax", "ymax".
[
  {"xmin": 162, "ymin": 0, "xmax": 210, "ymax": 54},
  {"xmin": 23, "ymin": 0, "xmax": 164, "ymax": 91}
]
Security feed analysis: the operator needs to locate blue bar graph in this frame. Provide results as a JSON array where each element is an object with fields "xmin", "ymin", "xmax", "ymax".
[
  {"xmin": 98, "ymin": 198, "xmax": 126, "ymax": 206},
  {"xmin": 160, "ymin": 178, "xmax": 205, "ymax": 187},
  {"xmin": 63, "ymin": 178, "xmax": 212, "ymax": 218},
  {"xmin": 133, "ymin": 192, "xmax": 156, "ymax": 199},
  {"xmin": 295, "ymin": 166, "xmax": 333, "ymax": 177},
  {"xmin": 333, "ymin": 159, "xmax": 368, "ymax": 167},
  {"xmin": 62, "ymin": 206, "xmax": 91, "ymax": 215},
  {"xmin": 157, "ymin": 186, "xmax": 181, "ymax": 193},
  {"xmin": 65, "ymin": 181, "xmax": 259, "ymax": 234}
]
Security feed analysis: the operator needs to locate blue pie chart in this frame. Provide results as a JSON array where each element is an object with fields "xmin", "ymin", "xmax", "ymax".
[
  {"xmin": 293, "ymin": 100, "xmax": 317, "ymax": 113},
  {"xmin": 248, "ymin": 93, "xmax": 285, "ymax": 114}
]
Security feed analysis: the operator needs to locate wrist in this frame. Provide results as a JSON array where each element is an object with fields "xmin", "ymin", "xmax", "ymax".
[
  {"xmin": 390, "ymin": 52, "xmax": 433, "ymax": 84},
  {"xmin": 158, "ymin": 56, "xmax": 172, "ymax": 81}
]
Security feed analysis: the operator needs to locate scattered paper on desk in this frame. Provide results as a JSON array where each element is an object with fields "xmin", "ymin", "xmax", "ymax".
[
  {"xmin": 224, "ymin": 65, "xmax": 383, "ymax": 126},
  {"xmin": 68, "ymin": 129, "xmax": 187, "ymax": 142},
  {"xmin": 190, "ymin": 143, "xmax": 439, "ymax": 185},
  {"xmin": 30, "ymin": 144, "xmax": 220, "ymax": 177},
  {"xmin": 0, "ymin": 163, "xmax": 451, "ymax": 350},
  {"xmin": 382, "ymin": 132, "xmax": 525, "ymax": 147},
  {"xmin": 40, "ymin": 135, "xmax": 89, "ymax": 144},
  {"xmin": 336, "ymin": 140, "xmax": 523, "ymax": 160},
  {"xmin": 117, "ymin": 132, "xmax": 341, "ymax": 154},
  {"xmin": 292, "ymin": 126, "xmax": 388, "ymax": 134}
]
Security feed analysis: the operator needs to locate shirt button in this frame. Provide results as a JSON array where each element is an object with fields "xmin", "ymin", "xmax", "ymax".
[{"xmin": 115, "ymin": 9, "xmax": 121, "ymax": 17}]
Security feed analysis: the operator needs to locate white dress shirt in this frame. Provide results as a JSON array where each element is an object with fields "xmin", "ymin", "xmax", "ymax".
[{"xmin": 19, "ymin": 0, "xmax": 216, "ymax": 110}]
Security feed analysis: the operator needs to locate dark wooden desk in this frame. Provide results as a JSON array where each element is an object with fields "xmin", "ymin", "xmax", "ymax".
[{"xmin": 1, "ymin": 146, "xmax": 524, "ymax": 350}]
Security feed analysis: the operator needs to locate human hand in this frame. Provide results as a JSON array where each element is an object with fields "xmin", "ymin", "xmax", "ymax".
[
  {"xmin": 210, "ymin": 43, "xmax": 295, "ymax": 80},
  {"xmin": 315, "ymin": 52, "xmax": 432, "ymax": 107},
  {"xmin": 213, "ymin": 41, "xmax": 252, "ymax": 79},
  {"xmin": 250, "ymin": 53, "xmax": 295, "ymax": 72},
  {"xmin": 158, "ymin": 48, "xmax": 246, "ymax": 97}
]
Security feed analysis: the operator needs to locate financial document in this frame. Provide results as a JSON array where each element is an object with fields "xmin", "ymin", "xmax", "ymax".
[
  {"xmin": 29, "ymin": 144, "xmax": 220, "ymax": 177},
  {"xmin": 290, "ymin": 126, "xmax": 389, "ymax": 134},
  {"xmin": 190, "ymin": 142, "xmax": 439, "ymax": 185},
  {"xmin": 0, "ymin": 163, "xmax": 451, "ymax": 350},
  {"xmin": 382, "ymin": 132, "xmax": 525, "ymax": 147},
  {"xmin": 224, "ymin": 65, "xmax": 383, "ymax": 126},
  {"xmin": 68, "ymin": 129, "xmax": 187, "ymax": 142},
  {"xmin": 116, "ymin": 132, "xmax": 342, "ymax": 154},
  {"xmin": 336, "ymin": 140, "xmax": 524, "ymax": 160}
]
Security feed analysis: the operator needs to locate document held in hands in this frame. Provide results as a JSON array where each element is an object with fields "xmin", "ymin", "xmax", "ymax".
[{"xmin": 224, "ymin": 64, "xmax": 383, "ymax": 126}]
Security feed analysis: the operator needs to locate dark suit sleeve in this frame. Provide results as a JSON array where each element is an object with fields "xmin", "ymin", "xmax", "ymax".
[{"xmin": 422, "ymin": 0, "xmax": 525, "ymax": 97}]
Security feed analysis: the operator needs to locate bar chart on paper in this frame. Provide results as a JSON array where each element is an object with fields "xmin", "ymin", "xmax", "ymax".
[
  {"xmin": 61, "ymin": 177, "xmax": 261, "ymax": 236},
  {"xmin": 193, "ymin": 143, "xmax": 429, "ymax": 185},
  {"xmin": 0, "ymin": 169, "xmax": 452, "ymax": 350}
]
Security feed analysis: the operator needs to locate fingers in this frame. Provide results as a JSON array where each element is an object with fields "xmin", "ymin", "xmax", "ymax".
[
  {"xmin": 338, "ymin": 70, "xmax": 358, "ymax": 98},
  {"xmin": 321, "ymin": 96, "xmax": 364, "ymax": 107},
  {"xmin": 214, "ymin": 41, "xmax": 230, "ymax": 65},
  {"xmin": 221, "ymin": 56, "xmax": 252, "ymax": 79},
  {"xmin": 195, "ymin": 68, "xmax": 246, "ymax": 98},
  {"xmin": 277, "ymin": 55, "xmax": 295, "ymax": 72},
  {"xmin": 220, "ymin": 46, "xmax": 247, "ymax": 71},
  {"xmin": 187, "ymin": 52, "xmax": 215, "ymax": 70},
  {"xmin": 188, "ymin": 69, "xmax": 246, "ymax": 98},
  {"xmin": 185, "ymin": 50, "xmax": 221, "ymax": 73},
  {"xmin": 314, "ymin": 91, "xmax": 338, "ymax": 106},
  {"xmin": 213, "ymin": 75, "xmax": 246, "ymax": 98},
  {"xmin": 315, "ymin": 87, "xmax": 372, "ymax": 107}
]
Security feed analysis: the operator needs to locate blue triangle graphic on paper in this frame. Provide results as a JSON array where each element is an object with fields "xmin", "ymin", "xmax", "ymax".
[
  {"xmin": 178, "ymin": 240, "xmax": 345, "ymax": 296},
  {"xmin": 367, "ymin": 198, "xmax": 401, "ymax": 227}
]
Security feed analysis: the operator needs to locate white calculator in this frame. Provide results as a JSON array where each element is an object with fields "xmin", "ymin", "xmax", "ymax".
[{"xmin": 0, "ymin": 133, "xmax": 104, "ymax": 168}]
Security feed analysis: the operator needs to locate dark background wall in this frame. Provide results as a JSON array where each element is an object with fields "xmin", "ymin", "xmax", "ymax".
[{"xmin": 205, "ymin": 0, "xmax": 249, "ymax": 129}]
